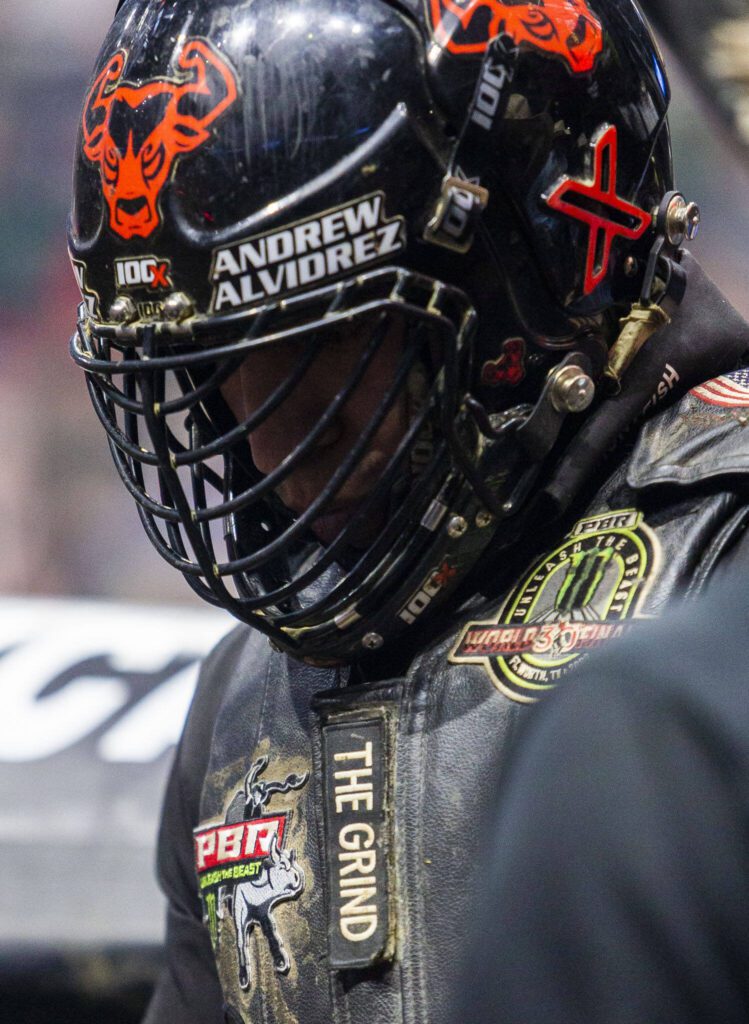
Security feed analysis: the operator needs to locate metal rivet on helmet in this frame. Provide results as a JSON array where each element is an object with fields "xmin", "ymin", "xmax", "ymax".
[
  {"xmin": 549, "ymin": 365, "xmax": 596, "ymax": 414},
  {"xmin": 664, "ymin": 194, "xmax": 701, "ymax": 246},
  {"xmin": 362, "ymin": 632, "xmax": 384, "ymax": 651},
  {"xmin": 623, "ymin": 256, "xmax": 639, "ymax": 277},
  {"xmin": 109, "ymin": 295, "xmax": 137, "ymax": 324},
  {"xmin": 163, "ymin": 292, "xmax": 195, "ymax": 322},
  {"xmin": 447, "ymin": 515, "xmax": 469, "ymax": 539}
]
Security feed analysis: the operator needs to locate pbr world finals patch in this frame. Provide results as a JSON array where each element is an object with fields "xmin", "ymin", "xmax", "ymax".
[{"xmin": 450, "ymin": 509, "xmax": 660, "ymax": 702}]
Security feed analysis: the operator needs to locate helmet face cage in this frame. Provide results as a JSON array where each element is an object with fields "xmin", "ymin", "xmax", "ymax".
[{"xmin": 72, "ymin": 266, "xmax": 482, "ymax": 658}]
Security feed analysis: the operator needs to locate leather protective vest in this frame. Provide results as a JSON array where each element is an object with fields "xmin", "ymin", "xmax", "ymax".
[{"xmin": 172, "ymin": 374, "xmax": 749, "ymax": 1024}]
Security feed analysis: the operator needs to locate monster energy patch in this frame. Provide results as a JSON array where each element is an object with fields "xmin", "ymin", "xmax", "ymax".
[
  {"xmin": 450, "ymin": 509, "xmax": 660, "ymax": 702},
  {"xmin": 321, "ymin": 715, "xmax": 393, "ymax": 970}
]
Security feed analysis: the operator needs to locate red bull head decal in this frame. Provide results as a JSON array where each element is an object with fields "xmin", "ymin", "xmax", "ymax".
[
  {"xmin": 81, "ymin": 40, "xmax": 239, "ymax": 240},
  {"xmin": 428, "ymin": 0, "xmax": 603, "ymax": 73}
]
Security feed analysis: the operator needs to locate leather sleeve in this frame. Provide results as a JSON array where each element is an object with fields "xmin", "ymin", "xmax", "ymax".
[
  {"xmin": 142, "ymin": 626, "xmax": 249, "ymax": 1024},
  {"xmin": 459, "ymin": 581, "xmax": 749, "ymax": 1024}
]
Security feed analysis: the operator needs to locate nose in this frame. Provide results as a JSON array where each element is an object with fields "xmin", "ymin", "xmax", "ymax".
[{"xmin": 226, "ymin": 344, "xmax": 349, "ymax": 472}]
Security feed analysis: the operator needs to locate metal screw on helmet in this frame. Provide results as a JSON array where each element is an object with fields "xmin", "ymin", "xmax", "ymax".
[
  {"xmin": 362, "ymin": 632, "xmax": 384, "ymax": 651},
  {"xmin": 683, "ymin": 203, "xmax": 701, "ymax": 241},
  {"xmin": 109, "ymin": 295, "xmax": 137, "ymax": 324},
  {"xmin": 665, "ymin": 194, "xmax": 701, "ymax": 246},
  {"xmin": 623, "ymin": 256, "xmax": 638, "ymax": 277},
  {"xmin": 447, "ymin": 515, "xmax": 468, "ymax": 538},
  {"xmin": 163, "ymin": 291, "xmax": 195, "ymax": 322},
  {"xmin": 549, "ymin": 365, "xmax": 596, "ymax": 414},
  {"xmin": 475, "ymin": 510, "xmax": 493, "ymax": 528}
]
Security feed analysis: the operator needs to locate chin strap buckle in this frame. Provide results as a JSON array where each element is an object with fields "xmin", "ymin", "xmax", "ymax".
[{"xmin": 514, "ymin": 352, "xmax": 595, "ymax": 463}]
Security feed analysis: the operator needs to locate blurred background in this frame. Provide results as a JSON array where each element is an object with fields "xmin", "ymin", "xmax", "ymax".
[
  {"xmin": 2, "ymin": 0, "xmax": 749, "ymax": 1021},
  {"xmin": 0, "ymin": 7, "xmax": 231, "ymax": 1020}
]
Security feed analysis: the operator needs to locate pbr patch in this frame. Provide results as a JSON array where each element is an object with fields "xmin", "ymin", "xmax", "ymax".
[
  {"xmin": 426, "ymin": 0, "xmax": 604, "ymax": 73},
  {"xmin": 691, "ymin": 369, "xmax": 749, "ymax": 408},
  {"xmin": 321, "ymin": 714, "xmax": 393, "ymax": 969},
  {"xmin": 450, "ymin": 509, "xmax": 659, "ymax": 702},
  {"xmin": 194, "ymin": 756, "xmax": 308, "ymax": 993}
]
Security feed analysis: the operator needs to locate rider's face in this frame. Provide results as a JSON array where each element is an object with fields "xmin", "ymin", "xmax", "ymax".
[{"xmin": 221, "ymin": 316, "xmax": 408, "ymax": 544}]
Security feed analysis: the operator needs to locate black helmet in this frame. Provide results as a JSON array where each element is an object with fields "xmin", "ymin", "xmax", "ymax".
[{"xmin": 69, "ymin": 0, "xmax": 676, "ymax": 662}]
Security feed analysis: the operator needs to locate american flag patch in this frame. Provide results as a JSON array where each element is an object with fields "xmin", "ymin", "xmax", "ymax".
[{"xmin": 691, "ymin": 369, "xmax": 749, "ymax": 408}]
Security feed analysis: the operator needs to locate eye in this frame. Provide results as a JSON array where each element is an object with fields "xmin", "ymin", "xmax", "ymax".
[
  {"xmin": 141, "ymin": 141, "xmax": 166, "ymax": 182},
  {"xmin": 103, "ymin": 145, "xmax": 119, "ymax": 183},
  {"xmin": 522, "ymin": 11, "xmax": 557, "ymax": 39}
]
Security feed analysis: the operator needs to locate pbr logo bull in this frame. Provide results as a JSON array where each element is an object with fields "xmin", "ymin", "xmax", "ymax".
[
  {"xmin": 194, "ymin": 756, "xmax": 309, "ymax": 992},
  {"xmin": 427, "ymin": 0, "xmax": 604, "ymax": 72},
  {"xmin": 81, "ymin": 39, "xmax": 238, "ymax": 239}
]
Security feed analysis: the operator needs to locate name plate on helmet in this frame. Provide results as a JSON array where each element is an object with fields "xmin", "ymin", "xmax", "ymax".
[{"xmin": 321, "ymin": 713, "xmax": 393, "ymax": 969}]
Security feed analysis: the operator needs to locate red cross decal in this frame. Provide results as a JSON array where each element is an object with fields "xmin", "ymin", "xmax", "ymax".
[{"xmin": 543, "ymin": 125, "xmax": 651, "ymax": 295}]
